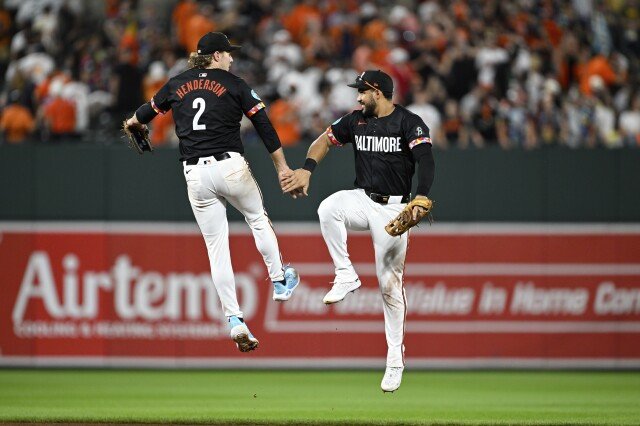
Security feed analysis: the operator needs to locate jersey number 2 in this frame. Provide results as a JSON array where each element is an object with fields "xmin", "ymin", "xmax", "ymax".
[{"xmin": 192, "ymin": 97, "xmax": 206, "ymax": 130}]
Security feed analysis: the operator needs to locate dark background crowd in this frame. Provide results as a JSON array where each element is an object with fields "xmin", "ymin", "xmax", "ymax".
[{"xmin": 0, "ymin": 0, "xmax": 638, "ymax": 149}]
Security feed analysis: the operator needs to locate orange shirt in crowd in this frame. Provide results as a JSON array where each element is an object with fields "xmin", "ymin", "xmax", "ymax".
[
  {"xmin": 269, "ymin": 99, "xmax": 300, "ymax": 147},
  {"xmin": 173, "ymin": 0, "xmax": 198, "ymax": 50},
  {"xmin": 543, "ymin": 19, "xmax": 563, "ymax": 47},
  {"xmin": 0, "ymin": 9, "xmax": 12, "ymax": 50},
  {"xmin": 120, "ymin": 24, "xmax": 140, "ymax": 66},
  {"xmin": 150, "ymin": 110, "xmax": 174, "ymax": 146},
  {"xmin": 184, "ymin": 14, "xmax": 216, "ymax": 53},
  {"xmin": 361, "ymin": 19, "xmax": 387, "ymax": 45},
  {"xmin": 143, "ymin": 78, "xmax": 166, "ymax": 104},
  {"xmin": 282, "ymin": 3, "xmax": 321, "ymax": 45},
  {"xmin": 43, "ymin": 97, "xmax": 76, "ymax": 134},
  {"xmin": 0, "ymin": 104, "xmax": 35, "ymax": 143},
  {"xmin": 579, "ymin": 55, "xmax": 617, "ymax": 95}
]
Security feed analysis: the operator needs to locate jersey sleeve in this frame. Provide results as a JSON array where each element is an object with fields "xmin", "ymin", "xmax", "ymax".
[
  {"xmin": 326, "ymin": 112, "xmax": 355, "ymax": 146},
  {"xmin": 150, "ymin": 81, "xmax": 172, "ymax": 114},
  {"xmin": 237, "ymin": 79, "xmax": 266, "ymax": 118},
  {"xmin": 403, "ymin": 114, "xmax": 432, "ymax": 150}
]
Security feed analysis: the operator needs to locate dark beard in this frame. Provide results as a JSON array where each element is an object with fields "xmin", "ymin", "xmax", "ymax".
[{"xmin": 361, "ymin": 102, "xmax": 376, "ymax": 117}]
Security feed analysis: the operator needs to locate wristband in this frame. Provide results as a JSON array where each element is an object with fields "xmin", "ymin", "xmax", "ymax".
[{"xmin": 302, "ymin": 158, "xmax": 317, "ymax": 173}]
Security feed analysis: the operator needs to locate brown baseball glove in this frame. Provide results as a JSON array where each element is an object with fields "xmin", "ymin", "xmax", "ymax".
[
  {"xmin": 122, "ymin": 120, "xmax": 153, "ymax": 154},
  {"xmin": 385, "ymin": 197, "xmax": 434, "ymax": 237}
]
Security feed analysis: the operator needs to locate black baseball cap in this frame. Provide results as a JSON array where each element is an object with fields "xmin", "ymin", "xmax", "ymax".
[
  {"xmin": 348, "ymin": 70, "xmax": 393, "ymax": 96},
  {"xmin": 197, "ymin": 32, "xmax": 241, "ymax": 55}
]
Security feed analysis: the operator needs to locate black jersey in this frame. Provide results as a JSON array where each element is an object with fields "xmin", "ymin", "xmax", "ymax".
[
  {"xmin": 327, "ymin": 105, "xmax": 432, "ymax": 197},
  {"xmin": 151, "ymin": 68, "xmax": 268, "ymax": 161}
]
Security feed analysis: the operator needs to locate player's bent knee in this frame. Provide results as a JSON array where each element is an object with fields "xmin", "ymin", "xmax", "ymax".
[{"xmin": 317, "ymin": 198, "xmax": 334, "ymax": 221}]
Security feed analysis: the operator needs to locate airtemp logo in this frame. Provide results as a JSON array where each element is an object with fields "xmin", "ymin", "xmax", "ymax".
[{"xmin": 10, "ymin": 252, "xmax": 261, "ymax": 339}]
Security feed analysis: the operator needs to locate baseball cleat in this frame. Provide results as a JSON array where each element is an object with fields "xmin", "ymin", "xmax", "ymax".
[
  {"xmin": 322, "ymin": 278, "xmax": 361, "ymax": 304},
  {"xmin": 272, "ymin": 265, "xmax": 300, "ymax": 302},
  {"xmin": 381, "ymin": 366, "xmax": 404, "ymax": 392},
  {"xmin": 228, "ymin": 316, "xmax": 259, "ymax": 352}
]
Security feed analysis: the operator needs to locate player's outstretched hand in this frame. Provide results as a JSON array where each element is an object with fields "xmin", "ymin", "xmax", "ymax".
[
  {"xmin": 281, "ymin": 169, "xmax": 311, "ymax": 199},
  {"xmin": 278, "ymin": 169, "xmax": 304, "ymax": 199}
]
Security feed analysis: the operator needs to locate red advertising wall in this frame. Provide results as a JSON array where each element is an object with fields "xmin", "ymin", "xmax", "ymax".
[{"xmin": 1, "ymin": 222, "xmax": 639, "ymax": 368}]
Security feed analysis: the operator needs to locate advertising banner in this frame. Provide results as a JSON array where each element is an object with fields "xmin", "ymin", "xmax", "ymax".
[{"xmin": 1, "ymin": 222, "xmax": 639, "ymax": 368}]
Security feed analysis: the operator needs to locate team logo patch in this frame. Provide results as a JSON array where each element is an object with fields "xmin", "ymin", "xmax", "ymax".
[
  {"xmin": 415, "ymin": 126, "xmax": 424, "ymax": 136},
  {"xmin": 251, "ymin": 90, "xmax": 262, "ymax": 101},
  {"xmin": 199, "ymin": 72, "xmax": 207, "ymax": 77}
]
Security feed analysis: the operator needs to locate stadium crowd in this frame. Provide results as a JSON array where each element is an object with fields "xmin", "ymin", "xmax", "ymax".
[{"xmin": 0, "ymin": 0, "xmax": 638, "ymax": 149}]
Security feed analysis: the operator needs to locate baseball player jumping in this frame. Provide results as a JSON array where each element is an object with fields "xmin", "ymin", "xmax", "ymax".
[
  {"xmin": 281, "ymin": 70, "xmax": 435, "ymax": 392},
  {"xmin": 124, "ymin": 32, "xmax": 300, "ymax": 353}
]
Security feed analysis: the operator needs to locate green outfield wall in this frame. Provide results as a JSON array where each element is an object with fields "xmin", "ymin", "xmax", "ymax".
[{"xmin": 0, "ymin": 144, "xmax": 638, "ymax": 222}]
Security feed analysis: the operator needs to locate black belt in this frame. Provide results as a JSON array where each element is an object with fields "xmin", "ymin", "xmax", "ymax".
[
  {"xmin": 365, "ymin": 190, "xmax": 410, "ymax": 204},
  {"xmin": 185, "ymin": 152, "xmax": 233, "ymax": 165}
]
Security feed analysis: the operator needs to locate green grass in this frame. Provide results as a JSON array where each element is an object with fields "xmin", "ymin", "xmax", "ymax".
[{"xmin": 0, "ymin": 370, "xmax": 639, "ymax": 425}]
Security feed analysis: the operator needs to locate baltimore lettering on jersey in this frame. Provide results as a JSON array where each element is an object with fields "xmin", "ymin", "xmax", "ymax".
[
  {"xmin": 355, "ymin": 135, "xmax": 403, "ymax": 152},
  {"xmin": 176, "ymin": 79, "xmax": 227, "ymax": 99}
]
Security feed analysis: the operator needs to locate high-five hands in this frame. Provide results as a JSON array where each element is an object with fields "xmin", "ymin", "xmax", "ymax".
[{"xmin": 279, "ymin": 169, "xmax": 311, "ymax": 199}]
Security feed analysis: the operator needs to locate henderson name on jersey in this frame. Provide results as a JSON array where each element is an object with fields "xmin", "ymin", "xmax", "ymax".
[{"xmin": 149, "ymin": 67, "xmax": 280, "ymax": 161}]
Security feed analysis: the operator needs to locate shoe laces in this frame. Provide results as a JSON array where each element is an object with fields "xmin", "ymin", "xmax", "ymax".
[
  {"xmin": 330, "ymin": 280, "xmax": 357, "ymax": 291},
  {"xmin": 384, "ymin": 367, "xmax": 403, "ymax": 382}
]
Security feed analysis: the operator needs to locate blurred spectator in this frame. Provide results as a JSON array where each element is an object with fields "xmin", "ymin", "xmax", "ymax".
[
  {"xmin": 143, "ymin": 60, "xmax": 167, "ymax": 102},
  {"xmin": 564, "ymin": 89, "xmax": 597, "ymax": 148},
  {"xmin": 40, "ymin": 77, "xmax": 76, "ymax": 141},
  {"xmin": 0, "ymin": 89, "xmax": 35, "ymax": 143},
  {"xmin": 149, "ymin": 110, "xmax": 175, "ymax": 147},
  {"xmin": 110, "ymin": 48, "xmax": 143, "ymax": 119},
  {"xmin": 497, "ymin": 86, "xmax": 538, "ymax": 149},
  {"xmin": 472, "ymin": 91, "xmax": 500, "ymax": 148},
  {"xmin": 32, "ymin": 5, "xmax": 57, "ymax": 54},
  {"xmin": 579, "ymin": 53, "xmax": 618, "ymax": 96},
  {"xmin": 619, "ymin": 93, "xmax": 640, "ymax": 147},
  {"xmin": 441, "ymin": 99, "xmax": 466, "ymax": 147},
  {"xmin": 440, "ymin": 38, "xmax": 477, "ymax": 101},
  {"xmin": 537, "ymin": 88, "xmax": 563, "ymax": 146},
  {"xmin": 62, "ymin": 79, "xmax": 90, "ymax": 133},
  {"xmin": 475, "ymin": 30, "xmax": 509, "ymax": 93},
  {"xmin": 591, "ymin": 77, "xmax": 621, "ymax": 148},
  {"xmin": 264, "ymin": 29, "xmax": 303, "ymax": 84},
  {"xmin": 282, "ymin": 0, "xmax": 321, "ymax": 47},
  {"xmin": 183, "ymin": 4, "xmax": 216, "ymax": 54},
  {"xmin": 407, "ymin": 88, "xmax": 445, "ymax": 149},
  {"xmin": 269, "ymin": 89, "xmax": 301, "ymax": 147},
  {"xmin": 386, "ymin": 47, "xmax": 414, "ymax": 103},
  {"xmin": 172, "ymin": 0, "xmax": 198, "ymax": 51}
]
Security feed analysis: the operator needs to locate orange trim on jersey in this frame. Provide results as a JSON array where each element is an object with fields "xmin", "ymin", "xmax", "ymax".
[
  {"xmin": 150, "ymin": 98, "xmax": 165, "ymax": 115},
  {"xmin": 246, "ymin": 102, "xmax": 265, "ymax": 118},
  {"xmin": 326, "ymin": 127, "xmax": 342, "ymax": 146},
  {"xmin": 408, "ymin": 137, "xmax": 432, "ymax": 149}
]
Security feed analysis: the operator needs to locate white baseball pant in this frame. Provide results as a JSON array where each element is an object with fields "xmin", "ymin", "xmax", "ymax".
[
  {"xmin": 318, "ymin": 189, "xmax": 409, "ymax": 367},
  {"xmin": 183, "ymin": 152, "xmax": 284, "ymax": 318}
]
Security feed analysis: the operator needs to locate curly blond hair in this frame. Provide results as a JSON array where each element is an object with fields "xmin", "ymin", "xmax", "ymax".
[{"xmin": 188, "ymin": 52, "xmax": 214, "ymax": 69}]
